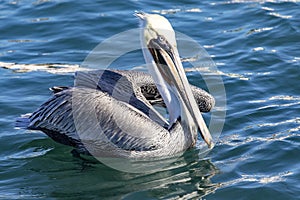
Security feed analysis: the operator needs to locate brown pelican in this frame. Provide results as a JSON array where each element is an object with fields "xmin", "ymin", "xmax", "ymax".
[{"xmin": 16, "ymin": 12, "xmax": 215, "ymax": 158}]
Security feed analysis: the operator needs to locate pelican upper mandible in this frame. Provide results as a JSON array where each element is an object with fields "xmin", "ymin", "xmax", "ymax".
[{"xmin": 16, "ymin": 12, "xmax": 214, "ymax": 159}]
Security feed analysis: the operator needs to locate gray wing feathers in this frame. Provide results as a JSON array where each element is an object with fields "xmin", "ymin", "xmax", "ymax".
[
  {"xmin": 75, "ymin": 70, "xmax": 169, "ymax": 127},
  {"xmin": 28, "ymin": 90, "xmax": 77, "ymax": 138},
  {"xmin": 25, "ymin": 87, "xmax": 169, "ymax": 152},
  {"xmin": 190, "ymin": 85, "xmax": 215, "ymax": 112},
  {"xmin": 72, "ymin": 88, "xmax": 169, "ymax": 151}
]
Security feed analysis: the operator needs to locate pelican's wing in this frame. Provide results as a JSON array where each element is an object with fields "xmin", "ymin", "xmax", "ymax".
[
  {"xmin": 21, "ymin": 88, "xmax": 169, "ymax": 153},
  {"xmin": 75, "ymin": 70, "xmax": 214, "ymax": 112},
  {"xmin": 190, "ymin": 85, "xmax": 215, "ymax": 112},
  {"xmin": 74, "ymin": 70, "xmax": 153, "ymax": 105},
  {"xmin": 74, "ymin": 70, "xmax": 169, "ymax": 128}
]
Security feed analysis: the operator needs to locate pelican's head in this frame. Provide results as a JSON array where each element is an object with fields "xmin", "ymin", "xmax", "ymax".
[
  {"xmin": 135, "ymin": 12, "xmax": 177, "ymax": 52},
  {"xmin": 135, "ymin": 12, "xmax": 214, "ymax": 149}
]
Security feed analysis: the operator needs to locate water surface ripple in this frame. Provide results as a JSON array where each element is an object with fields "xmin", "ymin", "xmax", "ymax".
[{"xmin": 0, "ymin": 0, "xmax": 299, "ymax": 199}]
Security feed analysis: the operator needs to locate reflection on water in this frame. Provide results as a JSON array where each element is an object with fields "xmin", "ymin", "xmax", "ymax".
[{"xmin": 21, "ymin": 142, "xmax": 220, "ymax": 199}]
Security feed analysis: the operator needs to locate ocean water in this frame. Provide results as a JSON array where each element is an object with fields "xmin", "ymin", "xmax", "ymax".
[{"xmin": 1, "ymin": 0, "xmax": 300, "ymax": 199}]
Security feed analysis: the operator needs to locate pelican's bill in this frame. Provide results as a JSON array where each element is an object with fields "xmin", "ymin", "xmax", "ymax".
[{"xmin": 147, "ymin": 34, "xmax": 214, "ymax": 149}]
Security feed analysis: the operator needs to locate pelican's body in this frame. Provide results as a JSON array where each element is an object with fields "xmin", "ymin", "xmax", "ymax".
[{"xmin": 16, "ymin": 13, "xmax": 215, "ymax": 158}]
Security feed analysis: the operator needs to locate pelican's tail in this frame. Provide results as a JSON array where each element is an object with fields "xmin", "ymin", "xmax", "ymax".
[{"xmin": 15, "ymin": 113, "xmax": 32, "ymax": 129}]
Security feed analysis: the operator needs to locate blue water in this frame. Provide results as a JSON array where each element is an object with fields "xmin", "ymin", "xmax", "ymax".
[{"xmin": 1, "ymin": 0, "xmax": 300, "ymax": 199}]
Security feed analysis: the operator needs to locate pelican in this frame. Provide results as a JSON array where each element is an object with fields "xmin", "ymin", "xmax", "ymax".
[{"xmin": 16, "ymin": 12, "xmax": 215, "ymax": 159}]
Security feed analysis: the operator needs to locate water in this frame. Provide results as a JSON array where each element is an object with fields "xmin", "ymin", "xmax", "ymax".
[{"xmin": 1, "ymin": 0, "xmax": 300, "ymax": 199}]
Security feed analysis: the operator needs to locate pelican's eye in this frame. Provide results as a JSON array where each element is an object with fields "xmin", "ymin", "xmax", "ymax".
[
  {"xmin": 158, "ymin": 35, "xmax": 165, "ymax": 42},
  {"xmin": 156, "ymin": 34, "xmax": 171, "ymax": 52}
]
